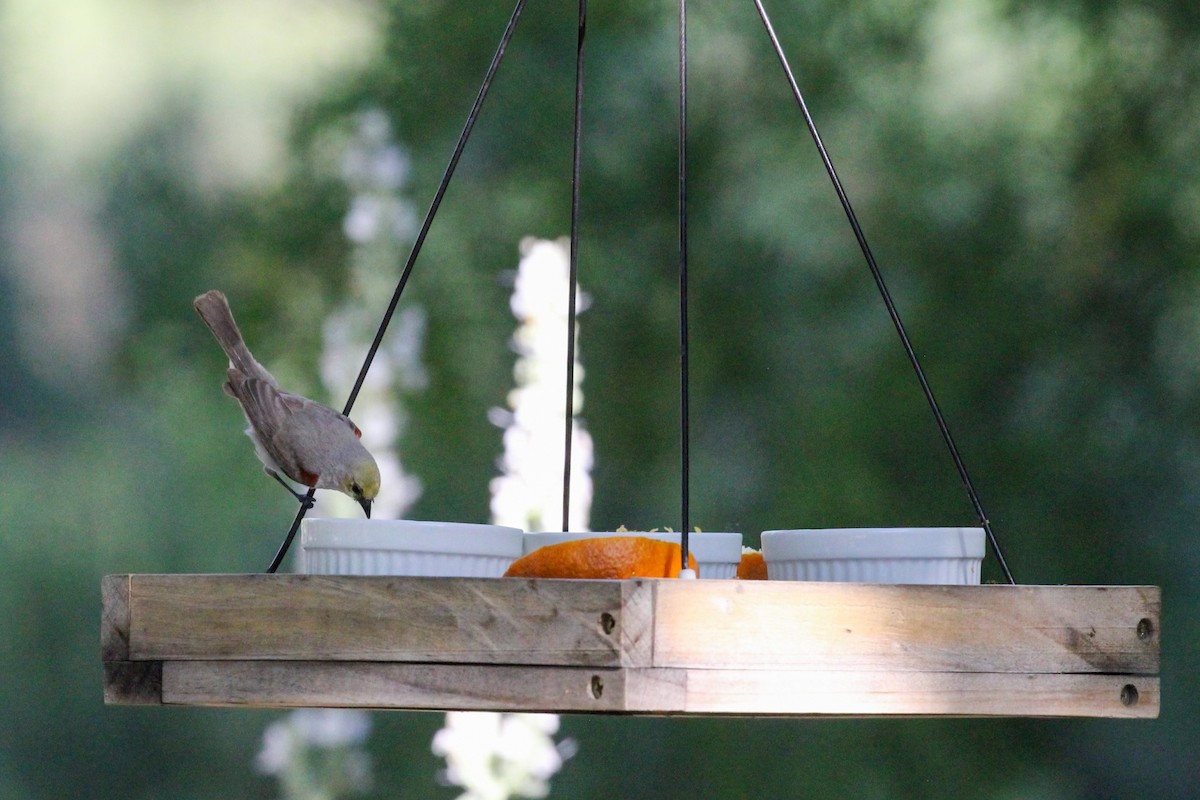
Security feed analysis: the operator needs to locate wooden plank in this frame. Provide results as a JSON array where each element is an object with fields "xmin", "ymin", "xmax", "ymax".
[
  {"xmin": 651, "ymin": 582, "xmax": 1160, "ymax": 674},
  {"xmin": 101, "ymin": 574, "xmax": 131, "ymax": 662},
  {"xmin": 162, "ymin": 661, "xmax": 686, "ymax": 713},
  {"xmin": 124, "ymin": 575, "xmax": 651, "ymax": 667},
  {"xmin": 104, "ymin": 661, "xmax": 163, "ymax": 705},
  {"xmin": 615, "ymin": 579, "xmax": 654, "ymax": 666},
  {"xmin": 669, "ymin": 670, "xmax": 1159, "ymax": 718},
  {"xmin": 101, "ymin": 576, "xmax": 1162, "ymax": 717},
  {"xmin": 157, "ymin": 661, "xmax": 1157, "ymax": 718}
]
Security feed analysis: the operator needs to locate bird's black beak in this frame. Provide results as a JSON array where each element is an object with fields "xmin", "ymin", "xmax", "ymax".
[{"xmin": 359, "ymin": 498, "xmax": 372, "ymax": 519}]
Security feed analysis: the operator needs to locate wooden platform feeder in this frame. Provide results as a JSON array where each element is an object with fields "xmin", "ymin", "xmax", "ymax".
[
  {"xmin": 102, "ymin": 574, "xmax": 1159, "ymax": 717},
  {"xmin": 102, "ymin": 2, "xmax": 1163, "ymax": 724}
]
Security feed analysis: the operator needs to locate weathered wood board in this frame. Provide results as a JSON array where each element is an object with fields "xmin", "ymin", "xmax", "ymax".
[
  {"xmin": 105, "ymin": 574, "xmax": 651, "ymax": 666},
  {"xmin": 102, "ymin": 575, "xmax": 1160, "ymax": 718}
]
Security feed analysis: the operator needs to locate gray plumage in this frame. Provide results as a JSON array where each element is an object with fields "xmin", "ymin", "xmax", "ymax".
[{"xmin": 194, "ymin": 290, "xmax": 380, "ymax": 515}]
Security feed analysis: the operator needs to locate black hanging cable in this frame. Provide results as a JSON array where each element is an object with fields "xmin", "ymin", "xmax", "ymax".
[
  {"xmin": 678, "ymin": 0, "xmax": 691, "ymax": 570},
  {"xmin": 750, "ymin": 0, "xmax": 1015, "ymax": 584},
  {"xmin": 266, "ymin": 0, "xmax": 531, "ymax": 573},
  {"xmin": 562, "ymin": 0, "xmax": 587, "ymax": 532}
]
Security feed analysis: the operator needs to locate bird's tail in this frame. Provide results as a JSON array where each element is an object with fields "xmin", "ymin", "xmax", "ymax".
[{"xmin": 193, "ymin": 290, "xmax": 276, "ymax": 386}]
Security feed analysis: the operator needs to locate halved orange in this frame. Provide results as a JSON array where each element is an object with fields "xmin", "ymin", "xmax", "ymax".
[
  {"xmin": 736, "ymin": 549, "xmax": 768, "ymax": 580},
  {"xmin": 503, "ymin": 536, "xmax": 697, "ymax": 579}
]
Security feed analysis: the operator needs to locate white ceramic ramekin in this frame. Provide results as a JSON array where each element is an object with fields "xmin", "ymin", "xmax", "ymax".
[
  {"xmin": 760, "ymin": 527, "xmax": 985, "ymax": 584},
  {"xmin": 300, "ymin": 519, "xmax": 525, "ymax": 577}
]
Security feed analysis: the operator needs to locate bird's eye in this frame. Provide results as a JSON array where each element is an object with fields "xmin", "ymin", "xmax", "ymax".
[{"xmin": 351, "ymin": 482, "xmax": 362, "ymax": 497}]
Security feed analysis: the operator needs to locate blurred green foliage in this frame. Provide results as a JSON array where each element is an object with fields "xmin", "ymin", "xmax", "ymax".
[{"xmin": 1, "ymin": 0, "xmax": 1197, "ymax": 797}]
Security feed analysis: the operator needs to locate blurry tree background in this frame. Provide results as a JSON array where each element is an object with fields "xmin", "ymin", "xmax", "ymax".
[{"xmin": 1, "ymin": 0, "xmax": 1196, "ymax": 797}]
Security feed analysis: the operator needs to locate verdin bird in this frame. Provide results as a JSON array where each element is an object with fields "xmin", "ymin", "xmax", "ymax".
[{"xmin": 193, "ymin": 290, "xmax": 380, "ymax": 517}]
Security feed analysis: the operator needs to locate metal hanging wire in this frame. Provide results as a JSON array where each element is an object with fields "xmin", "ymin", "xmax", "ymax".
[
  {"xmin": 266, "ymin": 0, "xmax": 531, "ymax": 572},
  {"xmin": 266, "ymin": 0, "xmax": 1017, "ymax": 585},
  {"xmin": 562, "ymin": 0, "xmax": 587, "ymax": 532},
  {"xmin": 678, "ymin": 0, "xmax": 692, "ymax": 568},
  {"xmin": 750, "ymin": 0, "xmax": 1015, "ymax": 584}
]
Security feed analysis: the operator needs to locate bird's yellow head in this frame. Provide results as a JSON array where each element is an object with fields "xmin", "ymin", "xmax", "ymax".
[{"xmin": 341, "ymin": 457, "xmax": 381, "ymax": 518}]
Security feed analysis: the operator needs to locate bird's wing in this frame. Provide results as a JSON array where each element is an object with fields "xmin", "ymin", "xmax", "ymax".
[
  {"xmin": 279, "ymin": 393, "xmax": 363, "ymax": 439},
  {"xmin": 226, "ymin": 371, "xmax": 293, "ymax": 441},
  {"xmin": 268, "ymin": 394, "xmax": 368, "ymax": 488}
]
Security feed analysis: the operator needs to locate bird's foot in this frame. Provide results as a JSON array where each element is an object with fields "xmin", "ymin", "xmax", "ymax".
[
  {"xmin": 270, "ymin": 471, "xmax": 316, "ymax": 511},
  {"xmin": 286, "ymin": 486, "xmax": 316, "ymax": 511}
]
